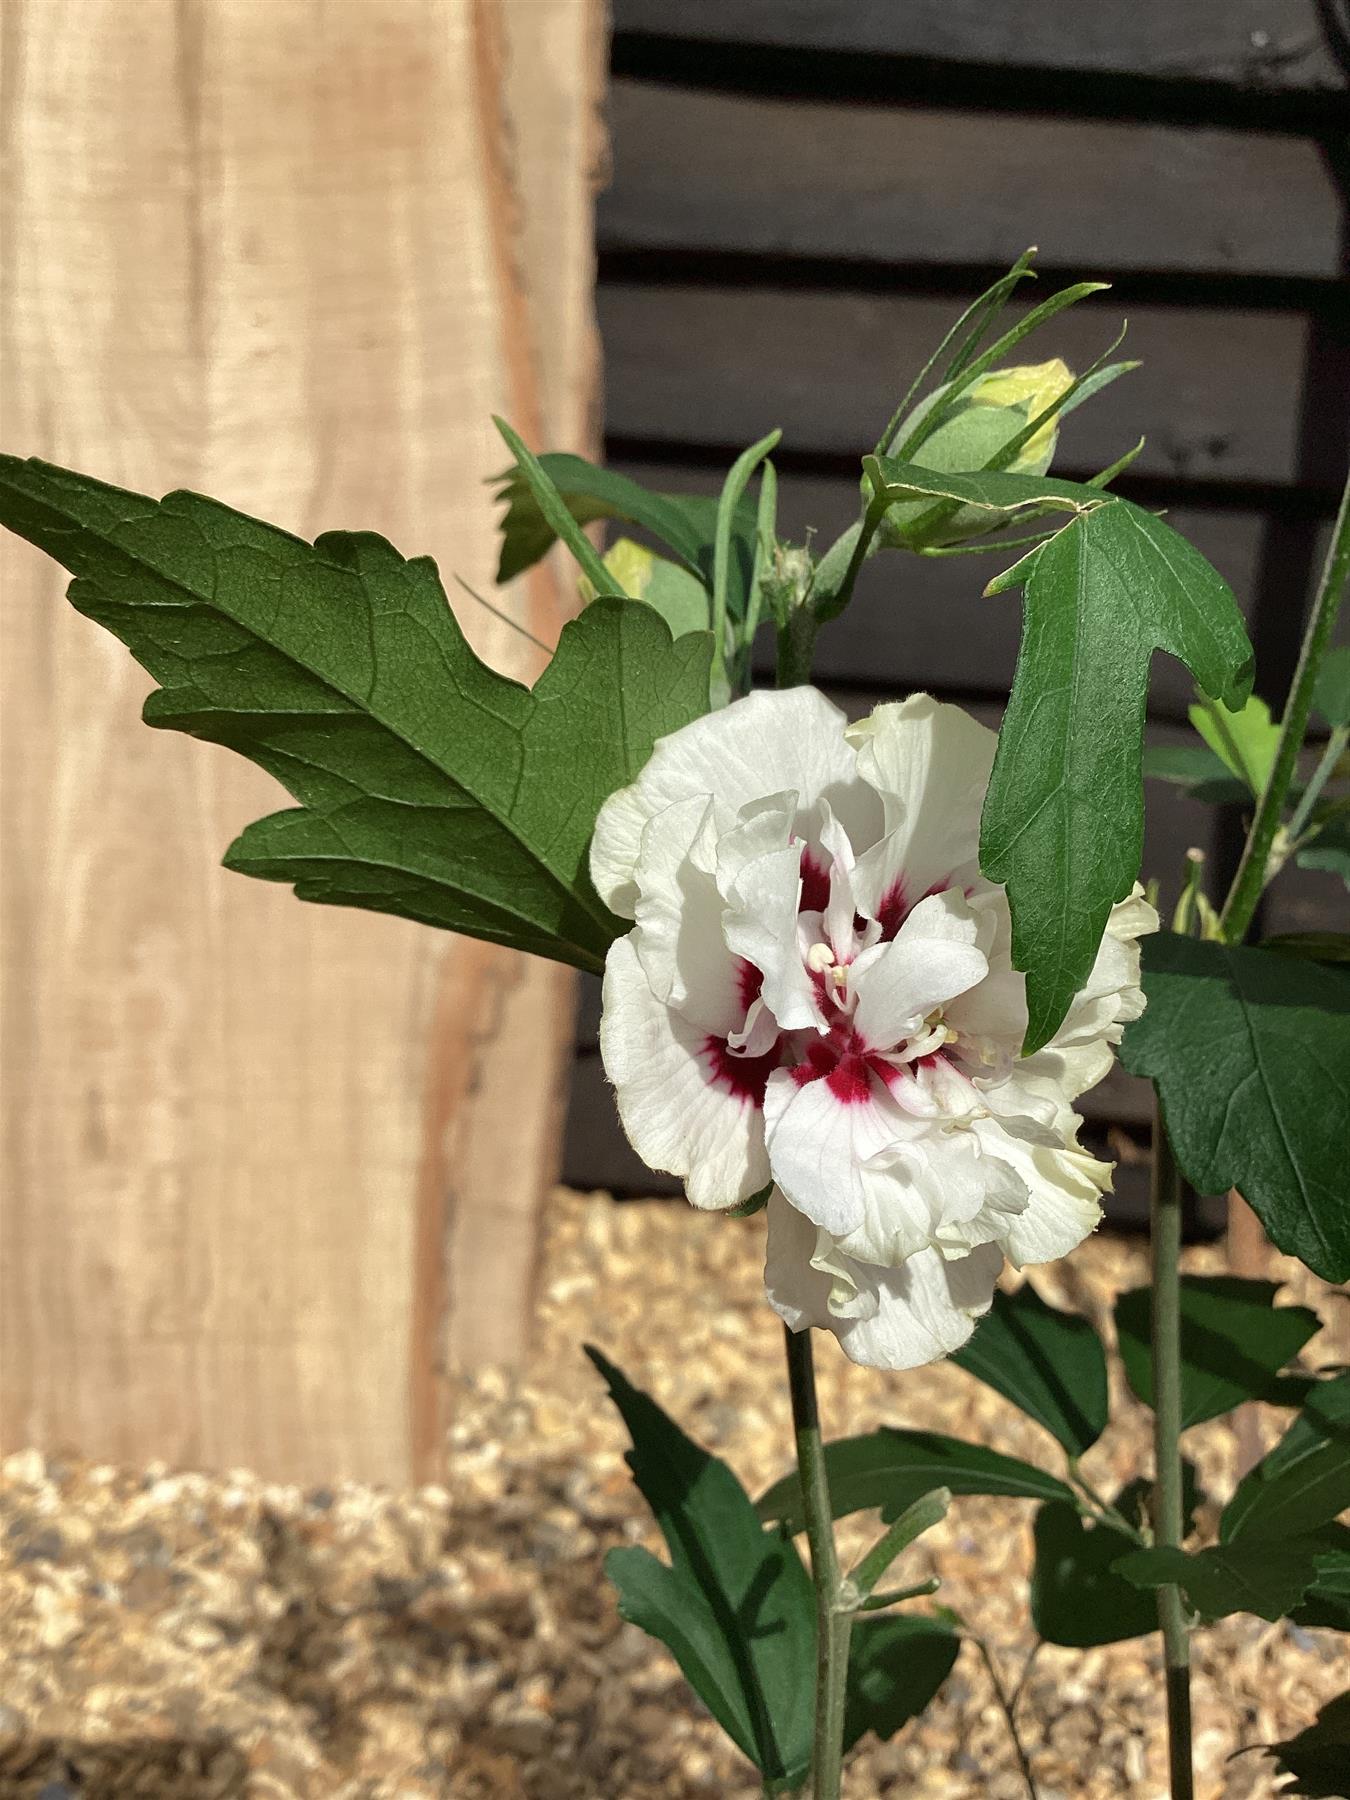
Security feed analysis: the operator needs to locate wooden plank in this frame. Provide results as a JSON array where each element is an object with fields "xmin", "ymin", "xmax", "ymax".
[
  {"xmin": 612, "ymin": 1, "xmax": 1345, "ymax": 95},
  {"xmin": 600, "ymin": 286, "xmax": 1341, "ymax": 490},
  {"xmin": 0, "ymin": 0, "xmax": 597, "ymax": 1484},
  {"xmin": 600, "ymin": 80, "xmax": 1344, "ymax": 280},
  {"xmin": 606, "ymin": 462, "xmax": 1332, "ymax": 718}
]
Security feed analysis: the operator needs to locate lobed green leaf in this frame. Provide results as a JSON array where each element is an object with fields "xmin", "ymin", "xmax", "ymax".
[
  {"xmin": 950, "ymin": 1281, "xmax": 1109, "ymax": 1457},
  {"xmin": 0, "ymin": 456, "xmax": 713, "ymax": 972}
]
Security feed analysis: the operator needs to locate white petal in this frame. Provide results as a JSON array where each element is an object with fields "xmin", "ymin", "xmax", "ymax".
[
  {"xmin": 762, "ymin": 1065, "xmax": 903, "ymax": 1239},
  {"xmin": 852, "ymin": 892, "xmax": 989, "ymax": 1051},
  {"xmin": 971, "ymin": 1114, "xmax": 1108, "ymax": 1266},
  {"xmin": 630, "ymin": 796, "xmax": 741, "ymax": 1034},
  {"xmin": 1021, "ymin": 884, "xmax": 1159, "ymax": 1099},
  {"xmin": 600, "ymin": 936, "xmax": 771, "ymax": 1209},
  {"xmin": 845, "ymin": 695, "xmax": 996, "ymax": 895},
  {"xmin": 765, "ymin": 1194, "xmax": 1002, "ymax": 1370},
  {"xmin": 833, "ymin": 1123, "xmax": 1027, "ymax": 1267},
  {"xmin": 723, "ymin": 841, "xmax": 825, "ymax": 1033},
  {"xmin": 591, "ymin": 687, "xmax": 876, "ymax": 915}
]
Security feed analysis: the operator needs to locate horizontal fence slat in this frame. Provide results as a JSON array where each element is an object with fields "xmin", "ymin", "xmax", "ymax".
[
  {"xmin": 612, "ymin": 1, "xmax": 1345, "ymax": 95},
  {"xmin": 601, "ymin": 81, "xmax": 1345, "ymax": 281},
  {"xmin": 600, "ymin": 285, "xmax": 1344, "ymax": 491},
  {"xmin": 605, "ymin": 461, "xmax": 1332, "ymax": 718}
]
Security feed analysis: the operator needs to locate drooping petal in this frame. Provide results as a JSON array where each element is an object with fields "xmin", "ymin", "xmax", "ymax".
[
  {"xmin": 765, "ymin": 1193, "xmax": 1002, "ymax": 1370},
  {"xmin": 851, "ymin": 892, "xmax": 990, "ymax": 1052},
  {"xmin": 845, "ymin": 695, "xmax": 996, "ymax": 897},
  {"xmin": 591, "ymin": 687, "xmax": 876, "ymax": 916},
  {"xmin": 601, "ymin": 936, "xmax": 771, "ymax": 1209}
]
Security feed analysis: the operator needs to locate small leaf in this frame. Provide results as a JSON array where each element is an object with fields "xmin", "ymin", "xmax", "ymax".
[
  {"xmin": 843, "ymin": 1616, "xmax": 960, "ymax": 1755},
  {"xmin": 1264, "ymin": 1690, "xmax": 1350, "ymax": 1796},
  {"xmin": 757, "ymin": 1431, "xmax": 1074, "ymax": 1534},
  {"xmin": 493, "ymin": 418, "xmax": 622, "ymax": 596},
  {"xmin": 492, "ymin": 452, "xmax": 757, "ymax": 618},
  {"xmin": 1121, "ymin": 932, "xmax": 1350, "ymax": 1281},
  {"xmin": 1142, "ymin": 742, "xmax": 1245, "ymax": 802},
  {"xmin": 1188, "ymin": 693, "xmax": 1281, "ymax": 797},
  {"xmin": 1113, "ymin": 1537, "xmax": 1337, "ymax": 1621},
  {"xmin": 1031, "ymin": 1502, "xmax": 1159, "ymax": 1646},
  {"xmin": 866, "ymin": 457, "xmax": 1107, "ymax": 523},
  {"xmin": 583, "ymin": 538, "xmax": 711, "ymax": 639},
  {"xmin": 1223, "ymin": 1374, "xmax": 1350, "ymax": 1544},
  {"xmin": 1313, "ymin": 645, "xmax": 1350, "ymax": 728},
  {"xmin": 1114, "ymin": 1275, "xmax": 1320, "ymax": 1428},
  {"xmin": 1298, "ymin": 816, "xmax": 1350, "ymax": 885},
  {"xmin": 0, "ymin": 457, "xmax": 715, "ymax": 973},
  {"xmin": 950, "ymin": 1281, "xmax": 1109, "ymax": 1456},
  {"xmin": 587, "ymin": 1348, "xmax": 814, "ymax": 1783},
  {"xmin": 979, "ymin": 503, "xmax": 1254, "ymax": 1051}
]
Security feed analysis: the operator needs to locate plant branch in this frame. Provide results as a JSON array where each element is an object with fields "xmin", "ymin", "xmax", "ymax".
[
  {"xmin": 1219, "ymin": 468, "xmax": 1350, "ymax": 942},
  {"xmin": 784, "ymin": 1326, "xmax": 852, "ymax": 1800},
  {"xmin": 1287, "ymin": 724, "xmax": 1348, "ymax": 843},
  {"xmin": 974, "ymin": 1638, "xmax": 1041, "ymax": 1800},
  {"xmin": 1150, "ymin": 1102, "xmax": 1194, "ymax": 1800}
]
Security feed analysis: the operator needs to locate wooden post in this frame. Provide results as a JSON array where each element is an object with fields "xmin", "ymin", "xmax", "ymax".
[{"xmin": 0, "ymin": 0, "xmax": 602, "ymax": 1484}]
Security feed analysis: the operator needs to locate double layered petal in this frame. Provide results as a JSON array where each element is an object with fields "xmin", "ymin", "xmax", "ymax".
[{"xmin": 593, "ymin": 689, "xmax": 1157, "ymax": 1369}]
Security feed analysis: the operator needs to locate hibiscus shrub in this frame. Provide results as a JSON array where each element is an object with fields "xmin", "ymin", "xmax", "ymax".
[{"xmin": 2, "ymin": 252, "xmax": 1346, "ymax": 1796}]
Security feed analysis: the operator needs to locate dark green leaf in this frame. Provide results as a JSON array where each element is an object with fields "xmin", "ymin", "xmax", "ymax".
[
  {"xmin": 1114, "ymin": 1276, "xmax": 1320, "ymax": 1428},
  {"xmin": 1265, "ymin": 1690, "xmax": 1350, "ymax": 1796},
  {"xmin": 587, "ymin": 1348, "xmax": 814, "ymax": 1782},
  {"xmin": 1142, "ymin": 742, "xmax": 1248, "ymax": 806},
  {"xmin": 950, "ymin": 1281, "xmax": 1109, "ymax": 1456},
  {"xmin": 1031, "ymin": 1502, "xmax": 1158, "ymax": 1646},
  {"xmin": 0, "ymin": 458, "xmax": 716, "ymax": 973},
  {"xmin": 492, "ymin": 451, "xmax": 757, "ymax": 617},
  {"xmin": 843, "ymin": 1616, "xmax": 960, "ymax": 1754},
  {"xmin": 1291, "ymin": 1527, "xmax": 1350, "ymax": 1631},
  {"xmin": 1223, "ymin": 1374, "xmax": 1350, "ymax": 1543},
  {"xmin": 1263, "ymin": 933, "xmax": 1350, "ymax": 966},
  {"xmin": 757, "ymin": 1431, "xmax": 1074, "ymax": 1534},
  {"xmin": 1314, "ymin": 646, "xmax": 1350, "ymax": 728},
  {"xmin": 978, "ymin": 504, "xmax": 1253, "ymax": 1051},
  {"xmin": 493, "ymin": 418, "xmax": 622, "ymax": 596},
  {"xmin": 865, "ymin": 457, "xmax": 1106, "ymax": 523},
  {"xmin": 1114, "ymin": 1536, "xmax": 1339, "ymax": 1621},
  {"xmin": 1121, "ymin": 932, "xmax": 1350, "ymax": 1281},
  {"xmin": 1298, "ymin": 816, "xmax": 1350, "ymax": 885},
  {"xmin": 1113, "ymin": 1461, "xmax": 1202, "ymax": 1538}
]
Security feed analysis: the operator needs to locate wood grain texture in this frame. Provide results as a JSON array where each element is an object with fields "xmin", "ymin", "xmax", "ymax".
[
  {"xmin": 601, "ymin": 286, "xmax": 1340, "ymax": 490},
  {"xmin": 0, "ymin": 0, "xmax": 599, "ymax": 1483},
  {"xmin": 611, "ymin": 0, "xmax": 1347, "ymax": 93},
  {"xmin": 600, "ymin": 79, "xmax": 1344, "ymax": 280}
]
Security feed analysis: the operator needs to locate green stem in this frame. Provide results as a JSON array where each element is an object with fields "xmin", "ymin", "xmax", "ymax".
[
  {"xmin": 1150, "ymin": 1102, "xmax": 1193, "ymax": 1800},
  {"xmin": 784, "ymin": 1325, "xmax": 852, "ymax": 1800},
  {"xmin": 776, "ymin": 605, "xmax": 821, "ymax": 689},
  {"xmin": 1287, "ymin": 724, "xmax": 1348, "ymax": 844},
  {"xmin": 1219, "ymin": 468, "xmax": 1350, "ymax": 942}
]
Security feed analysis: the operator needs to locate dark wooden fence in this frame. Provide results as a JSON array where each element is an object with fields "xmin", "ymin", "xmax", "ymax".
[{"xmin": 561, "ymin": 0, "xmax": 1350, "ymax": 1220}]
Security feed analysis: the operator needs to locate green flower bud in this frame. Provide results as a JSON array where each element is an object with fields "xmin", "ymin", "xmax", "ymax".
[{"xmin": 869, "ymin": 357, "xmax": 1074, "ymax": 551}]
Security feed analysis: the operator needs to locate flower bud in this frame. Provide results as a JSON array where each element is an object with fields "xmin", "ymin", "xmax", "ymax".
[{"xmin": 870, "ymin": 357, "xmax": 1074, "ymax": 551}]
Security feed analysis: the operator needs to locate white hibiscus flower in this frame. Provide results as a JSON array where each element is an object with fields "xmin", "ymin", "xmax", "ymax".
[{"xmin": 592, "ymin": 688, "xmax": 1157, "ymax": 1371}]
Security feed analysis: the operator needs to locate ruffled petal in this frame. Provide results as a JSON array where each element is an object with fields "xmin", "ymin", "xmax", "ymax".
[
  {"xmin": 630, "ymin": 796, "xmax": 741, "ymax": 1035},
  {"xmin": 971, "ymin": 1114, "xmax": 1109, "ymax": 1266},
  {"xmin": 845, "ymin": 695, "xmax": 996, "ymax": 896},
  {"xmin": 722, "ymin": 838, "xmax": 825, "ymax": 1033},
  {"xmin": 762, "ymin": 1065, "xmax": 904, "ymax": 1239},
  {"xmin": 765, "ymin": 1193, "xmax": 1002, "ymax": 1370},
  {"xmin": 852, "ymin": 891, "xmax": 990, "ymax": 1051},
  {"xmin": 600, "ymin": 936, "xmax": 770, "ymax": 1209},
  {"xmin": 591, "ymin": 687, "xmax": 874, "ymax": 916}
]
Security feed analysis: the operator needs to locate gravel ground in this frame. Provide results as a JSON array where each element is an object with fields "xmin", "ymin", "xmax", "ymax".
[{"xmin": 1, "ymin": 1189, "xmax": 1345, "ymax": 1799}]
